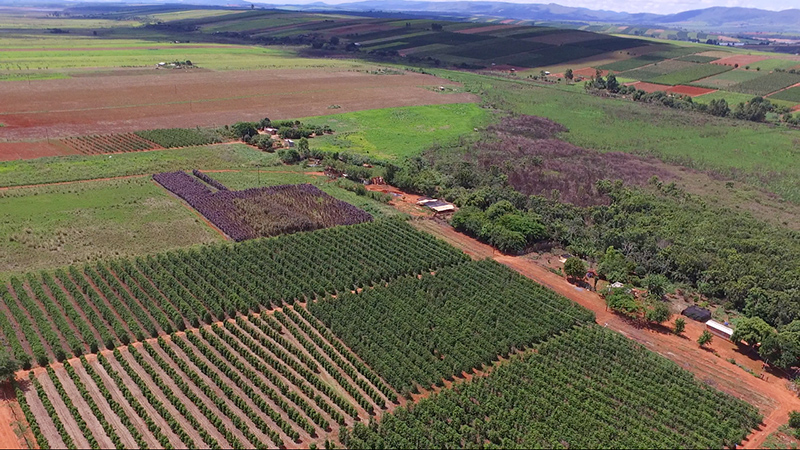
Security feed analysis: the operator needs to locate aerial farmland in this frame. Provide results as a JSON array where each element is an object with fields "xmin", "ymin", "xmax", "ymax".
[{"xmin": 3, "ymin": 3, "xmax": 800, "ymax": 450}]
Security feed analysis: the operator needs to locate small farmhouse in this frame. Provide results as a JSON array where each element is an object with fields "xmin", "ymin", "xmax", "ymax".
[{"xmin": 705, "ymin": 320, "xmax": 733, "ymax": 341}]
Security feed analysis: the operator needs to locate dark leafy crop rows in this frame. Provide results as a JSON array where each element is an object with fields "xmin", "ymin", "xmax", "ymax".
[
  {"xmin": 728, "ymin": 71, "xmax": 800, "ymax": 96},
  {"xmin": 153, "ymin": 171, "xmax": 372, "ymax": 241},
  {"xmin": 308, "ymin": 259, "xmax": 594, "ymax": 394},
  {"xmin": 25, "ymin": 311, "xmax": 393, "ymax": 449},
  {"xmin": 134, "ymin": 128, "xmax": 222, "ymax": 148},
  {"xmin": 60, "ymin": 133, "xmax": 160, "ymax": 155},
  {"xmin": 0, "ymin": 220, "xmax": 468, "ymax": 366},
  {"xmin": 341, "ymin": 326, "xmax": 762, "ymax": 449}
]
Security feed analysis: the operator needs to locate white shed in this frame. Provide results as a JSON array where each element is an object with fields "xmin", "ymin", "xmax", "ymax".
[{"xmin": 705, "ymin": 320, "xmax": 733, "ymax": 341}]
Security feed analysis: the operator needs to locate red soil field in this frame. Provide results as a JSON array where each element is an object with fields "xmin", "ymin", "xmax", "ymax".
[
  {"xmin": 0, "ymin": 69, "xmax": 478, "ymax": 140},
  {"xmin": 0, "ymin": 141, "xmax": 77, "ymax": 161},
  {"xmin": 667, "ymin": 85, "xmax": 717, "ymax": 97},
  {"xmin": 625, "ymin": 81, "xmax": 670, "ymax": 93},
  {"xmin": 712, "ymin": 55, "xmax": 769, "ymax": 67},
  {"xmin": 455, "ymin": 24, "xmax": 523, "ymax": 34}
]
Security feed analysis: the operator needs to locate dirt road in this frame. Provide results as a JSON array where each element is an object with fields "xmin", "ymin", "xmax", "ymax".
[{"xmin": 412, "ymin": 218, "xmax": 800, "ymax": 448}]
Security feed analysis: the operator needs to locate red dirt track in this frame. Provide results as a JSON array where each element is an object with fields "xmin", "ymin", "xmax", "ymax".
[{"xmin": 0, "ymin": 69, "xmax": 477, "ymax": 140}]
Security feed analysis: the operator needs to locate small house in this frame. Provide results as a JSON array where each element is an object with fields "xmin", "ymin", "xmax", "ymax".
[
  {"xmin": 705, "ymin": 320, "xmax": 734, "ymax": 341},
  {"xmin": 285, "ymin": 139, "xmax": 295, "ymax": 148}
]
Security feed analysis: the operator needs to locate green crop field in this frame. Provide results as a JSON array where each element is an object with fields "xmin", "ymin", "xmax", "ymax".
[
  {"xmin": 728, "ymin": 71, "xmax": 800, "ymax": 96},
  {"xmin": 648, "ymin": 62, "xmax": 731, "ymax": 85},
  {"xmin": 341, "ymin": 326, "xmax": 761, "ymax": 449},
  {"xmin": 0, "ymin": 144, "xmax": 277, "ymax": 188},
  {"xmin": 0, "ymin": 178, "xmax": 221, "ymax": 277},
  {"xmin": 599, "ymin": 55, "xmax": 665, "ymax": 72},
  {"xmin": 308, "ymin": 259, "xmax": 594, "ymax": 393},
  {"xmin": 0, "ymin": 42, "xmax": 361, "ymax": 71},
  {"xmin": 743, "ymin": 59, "xmax": 800, "ymax": 72},
  {"xmin": 769, "ymin": 85, "xmax": 800, "ymax": 103},
  {"xmin": 621, "ymin": 60, "xmax": 696, "ymax": 82},
  {"xmin": 303, "ymin": 103, "xmax": 489, "ymax": 159},
  {"xmin": 691, "ymin": 69, "xmax": 764, "ymax": 88},
  {"xmin": 676, "ymin": 54, "xmax": 719, "ymax": 63}
]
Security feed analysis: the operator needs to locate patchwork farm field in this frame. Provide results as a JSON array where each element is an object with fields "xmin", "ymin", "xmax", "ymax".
[{"xmin": 0, "ymin": 67, "xmax": 477, "ymax": 140}]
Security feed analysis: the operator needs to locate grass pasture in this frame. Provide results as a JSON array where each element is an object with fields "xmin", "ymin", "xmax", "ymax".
[
  {"xmin": 0, "ymin": 144, "xmax": 277, "ymax": 188},
  {"xmin": 620, "ymin": 60, "xmax": 696, "ymax": 83},
  {"xmin": 599, "ymin": 55, "xmax": 665, "ymax": 72},
  {"xmin": 0, "ymin": 177, "xmax": 221, "ymax": 276},
  {"xmin": 744, "ymin": 59, "xmax": 800, "ymax": 72},
  {"xmin": 676, "ymin": 54, "xmax": 720, "ymax": 63},
  {"xmin": 302, "ymin": 103, "xmax": 489, "ymax": 159}
]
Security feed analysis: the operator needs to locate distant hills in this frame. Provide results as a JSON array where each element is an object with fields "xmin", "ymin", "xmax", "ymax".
[{"xmin": 281, "ymin": 1, "xmax": 800, "ymax": 33}]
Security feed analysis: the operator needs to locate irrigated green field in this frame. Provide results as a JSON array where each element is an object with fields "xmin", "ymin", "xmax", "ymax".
[
  {"xmin": 303, "ymin": 103, "xmax": 489, "ymax": 159},
  {"xmin": 691, "ymin": 69, "xmax": 764, "ymax": 88}
]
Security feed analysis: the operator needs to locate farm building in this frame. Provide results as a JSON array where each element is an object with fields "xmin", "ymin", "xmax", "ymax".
[
  {"xmin": 705, "ymin": 320, "xmax": 734, "ymax": 341},
  {"xmin": 285, "ymin": 139, "xmax": 295, "ymax": 148},
  {"xmin": 416, "ymin": 198, "xmax": 455, "ymax": 213},
  {"xmin": 682, "ymin": 305, "xmax": 712, "ymax": 322}
]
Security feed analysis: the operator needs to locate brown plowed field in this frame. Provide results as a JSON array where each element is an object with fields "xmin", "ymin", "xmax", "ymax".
[
  {"xmin": 0, "ymin": 141, "xmax": 76, "ymax": 162},
  {"xmin": 712, "ymin": 55, "xmax": 769, "ymax": 67},
  {"xmin": 627, "ymin": 81, "xmax": 672, "ymax": 93},
  {"xmin": 667, "ymin": 84, "xmax": 717, "ymax": 97},
  {"xmin": 0, "ymin": 69, "xmax": 477, "ymax": 140}
]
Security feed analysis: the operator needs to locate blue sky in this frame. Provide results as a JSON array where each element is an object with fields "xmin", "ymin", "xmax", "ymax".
[{"xmin": 279, "ymin": 0, "xmax": 797, "ymax": 15}]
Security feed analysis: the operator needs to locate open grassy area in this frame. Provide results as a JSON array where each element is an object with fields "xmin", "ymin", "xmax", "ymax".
[
  {"xmin": 303, "ymin": 103, "xmax": 490, "ymax": 159},
  {"xmin": 0, "ymin": 143, "xmax": 277, "ymax": 187},
  {"xmin": 0, "ymin": 177, "xmax": 221, "ymax": 278},
  {"xmin": 436, "ymin": 70, "xmax": 800, "ymax": 202},
  {"xmin": 0, "ymin": 40, "xmax": 363, "ymax": 71}
]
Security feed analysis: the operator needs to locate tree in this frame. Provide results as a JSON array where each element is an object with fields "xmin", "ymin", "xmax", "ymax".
[
  {"xmin": 563, "ymin": 257, "xmax": 586, "ymax": 280},
  {"xmin": 606, "ymin": 73, "xmax": 620, "ymax": 93},
  {"xmin": 674, "ymin": 317, "xmax": 686, "ymax": 335},
  {"xmin": 605, "ymin": 288, "xmax": 641, "ymax": 318},
  {"xmin": 643, "ymin": 273, "xmax": 669, "ymax": 299},
  {"xmin": 297, "ymin": 137, "xmax": 309, "ymax": 157},
  {"xmin": 789, "ymin": 411, "xmax": 800, "ymax": 429},
  {"xmin": 329, "ymin": 36, "xmax": 340, "ymax": 46},
  {"xmin": 731, "ymin": 316, "xmax": 773, "ymax": 347},
  {"xmin": 598, "ymin": 246, "xmax": 634, "ymax": 283},
  {"xmin": 708, "ymin": 99, "xmax": 730, "ymax": 117},
  {"xmin": 0, "ymin": 352, "xmax": 18, "ymax": 382},
  {"xmin": 698, "ymin": 330, "xmax": 713, "ymax": 347},
  {"xmin": 565, "ymin": 68, "xmax": 574, "ymax": 80},
  {"xmin": 645, "ymin": 302, "xmax": 672, "ymax": 324},
  {"xmin": 231, "ymin": 122, "xmax": 259, "ymax": 140}
]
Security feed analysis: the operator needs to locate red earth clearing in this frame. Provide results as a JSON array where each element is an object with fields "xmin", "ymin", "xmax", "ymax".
[
  {"xmin": 667, "ymin": 85, "xmax": 718, "ymax": 97},
  {"xmin": 0, "ymin": 69, "xmax": 477, "ymax": 140},
  {"xmin": 0, "ymin": 141, "xmax": 77, "ymax": 161},
  {"xmin": 712, "ymin": 55, "xmax": 769, "ymax": 67},
  {"xmin": 627, "ymin": 81, "xmax": 671, "ymax": 93},
  {"xmin": 572, "ymin": 67, "xmax": 607, "ymax": 78}
]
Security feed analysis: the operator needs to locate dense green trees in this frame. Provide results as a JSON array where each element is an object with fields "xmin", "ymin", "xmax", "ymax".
[
  {"xmin": 340, "ymin": 326, "xmax": 761, "ymax": 449},
  {"xmin": 309, "ymin": 259, "xmax": 594, "ymax": 395},
  {"xmin": 563, "ymin": 257, "xmax": 586, "ymax": 280},
  {"xmin": 451, "ymin": 201, "xmax": 546, "ymax": 253}
]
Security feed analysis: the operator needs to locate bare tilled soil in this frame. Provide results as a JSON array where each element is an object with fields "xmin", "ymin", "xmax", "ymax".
[{"xmin": 0, "ymin": 68, "xmax": 477, "ymax": 140}]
